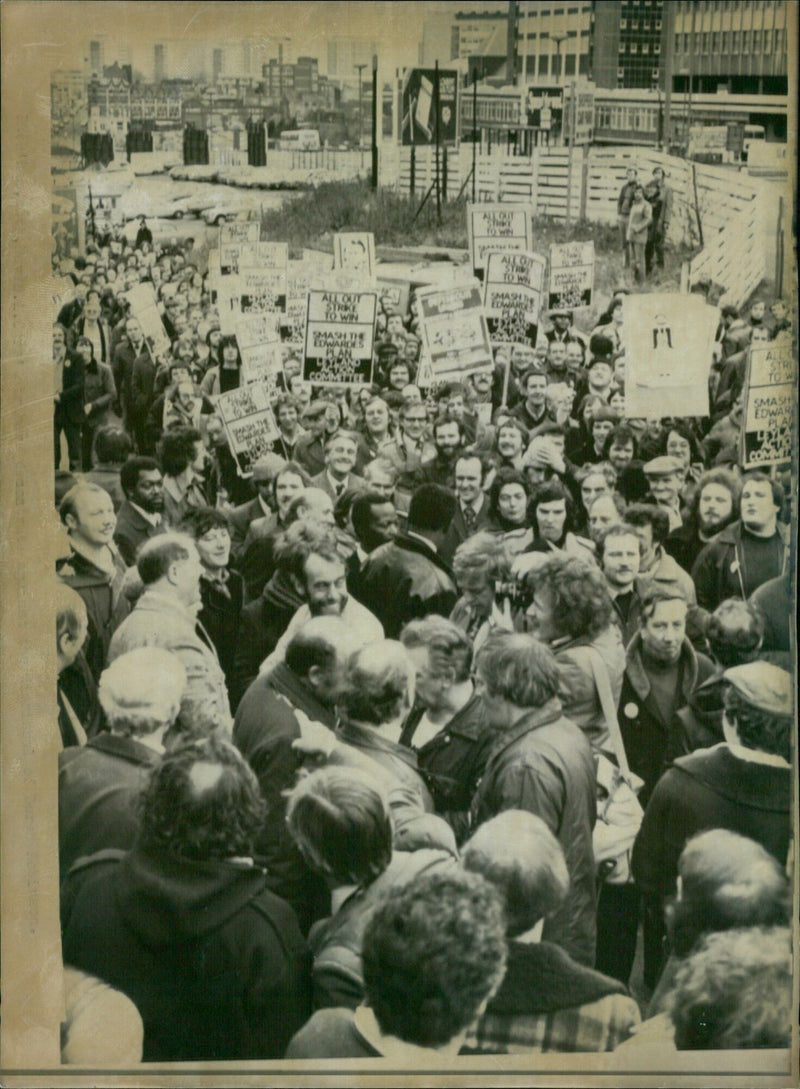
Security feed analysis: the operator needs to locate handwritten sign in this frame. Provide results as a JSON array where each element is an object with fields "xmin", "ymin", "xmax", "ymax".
[
  {"xmin": 548, "ymin": 241, "xmax": 595, "ymax": 310},
  {"xmin": 122, "ymin": 282, "xmax": 171, "ymax": 356},
  {"xmin": 239, "ymin": 268, "xmax": 286, "ymax": 315},
  {"xmin": 742, "ymin": 342, "xmax": 794, "ymax": 467},
  {"xmin": 378, "ymin": 278, "xmax": 411, "ymax": 319},
  {"xmin": 303, "ymin": 290, "xmax": 378, "ymax": 386},
  {"xmin": 416, "ymin": 280, "xmax": 493, "ymax": 382},
  {"xmin": 483, "ymin": 251, "xmax": 547, "ymax": 350},
  {"xmin": 624, "ymin": 293, "xmax": 717, "ymax": 419},
  {"xmin": 334, "ymin": 232, "xmax": 376, "ymax": 282},
  {"xmin": 216, "ymin": 384, "xmax": 279, "ymax": 477},
  {"xmin": 283, "ymin": 262, "xmax": 311, "ymax": 348},
  {"xmin": 468, "ymin": 204, "xmax": 533, "ymax": 281},
  {"xmin": 219, "ymin": 221, "xmax": 259, "ymax": 246},
  {"xmin": 235, "ymin": 313, "xmax": 284, "ymax": 395}
]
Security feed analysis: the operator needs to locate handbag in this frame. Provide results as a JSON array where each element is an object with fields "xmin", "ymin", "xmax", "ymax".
[{"xmin": 579, "ymin": 646, "xmax": 644, "ymax": 886}]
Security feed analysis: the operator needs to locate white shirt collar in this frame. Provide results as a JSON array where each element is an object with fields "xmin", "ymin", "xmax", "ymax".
[
  {"xmin": 130, "ymin": 501, "xmax": 162, "ymax": 527},
  {"xmin": 257, "ymin": 493, "xmax": 272, "ymax": 518},
  {"xmin": 326, "ymin": 470, "xmax": 349, "ymax": 493}
]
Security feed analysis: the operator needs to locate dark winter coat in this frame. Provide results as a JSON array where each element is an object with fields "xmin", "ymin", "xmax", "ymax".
[
  {"xmin": 691, "ymin": 521, "xmax": 790, "ymax": 613},
  {"xmin": 61, "ymin": 847, "xmax": 311, "ymax": 1061},
  {"xmin": 351, "ymin": 533, "xmax": 458, "ymax": 639},
  {"xmin": 233, "ymin": 661, "xmax": 336, "ymax": 931},
  {"xmin": 618, "ymin": 633, "xmax": 714, "ymax": 807},
  {"xmin": 230, "ymin": 570, "xmax": 303, "ymax": 709}
]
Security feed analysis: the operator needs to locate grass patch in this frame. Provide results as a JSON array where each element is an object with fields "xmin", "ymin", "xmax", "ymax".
[{"xmin": 263, "ymin": 179, "xmax": 697, "ymax": 320}]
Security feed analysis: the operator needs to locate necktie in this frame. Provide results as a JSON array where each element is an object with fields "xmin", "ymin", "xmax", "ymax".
[
  {"xmin": 463, "ymin": 505, "xmax": 476, "ymax": 530},
  {"xmin": 335, "ymin": 482, "xmax": 345, "ymax": 498}
]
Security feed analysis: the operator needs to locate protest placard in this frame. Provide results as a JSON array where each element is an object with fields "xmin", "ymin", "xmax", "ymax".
[
  {"xmin": 219, "ymin": 220, "xmax": 260, "ymax": 246},
  {"xmin": 235, "ymin": 312, "xmax": 284, "ymax": 396},
  {"xmin": 215, "ymin": 274, "xmax": 242, "ymax": 335},
  {"xmin": 334, "ymin": 232, "xmax": 376, "ymax": 282},
  {"xmin": 303, "ymin": 290, "xmax": 377, "ymax": 386},
  {"xmin": 483, "ymin": 251, "xmax": 547, "ymax": 349},
  {"xmin": 548, "ymin": 241, "xmax": 595, "ymax": 310},
  {"xmin": 416, "ymin": 280, "xmax": 493, "ymax": 382},
  {"xmin": 121, "ymin": 281, "xmax": 171, "ymax": 356},
  {"xmin": 467, "ymin": 204, "xmax": 533, "ymax": 281},
  {"xmin": 239, "ymin": 241, "xmax": 289, "ymax": 271},
  {"xmin": 219, "ymin": 244, "xmax": 242, "ymax": 276},
  {"xmin": 239, "ymin": 268, "xmax": 287, "ymax": 315},
  {"xmin": 283, "ymin": 262, "xmax": 312, "ymax": 347},
  {"xmin": 216, "ymin": 383, "xmax": 280, "ymax": 477},
  {"xmin": 742, "ymin": 341, "xmax": 794, "ymax": 468},
  {"xmin": 377, "ymin": 278, "xmax": 411, "ymax": 319},
  {"xmin": 624, "ymin": 293, "xmax": 718, "ymax": 419}
]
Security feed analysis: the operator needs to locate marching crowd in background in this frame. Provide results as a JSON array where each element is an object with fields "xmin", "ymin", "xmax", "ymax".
[{"xmin": 52, "ymin": 210, "xmax": 794, "ymax": 1064}]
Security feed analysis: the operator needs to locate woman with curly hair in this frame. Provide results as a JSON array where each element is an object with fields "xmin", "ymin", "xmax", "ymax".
[
  {"xmin": 450, "ymin": 531, "xmax": 525, "ymax": 651},
  {"xmin": 523, "ymin": 553, "xmax": 625, "ymax": 755}
]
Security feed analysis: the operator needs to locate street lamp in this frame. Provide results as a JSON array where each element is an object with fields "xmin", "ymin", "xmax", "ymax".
[
  {"xmin": 354, "ymin": 63, "xmax": 367, "ymax": 148},
  {"xmin": 551, "ymin": 32, "xmax": 567, "ymax": 85}
]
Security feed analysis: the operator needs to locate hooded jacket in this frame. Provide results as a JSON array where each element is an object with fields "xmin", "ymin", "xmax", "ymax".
[{"xmin": 61, "ymin": 848, "xmax": 311, "ymax": 1061}]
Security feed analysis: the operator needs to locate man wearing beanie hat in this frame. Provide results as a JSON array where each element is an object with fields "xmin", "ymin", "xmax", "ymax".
[
  {"xmin": 632, "ymin": 660, "xmax": 792, "ymax": 989},
  {"xmin": 59, "ymin": 647, "xmax": 187, "ymax": 879}
]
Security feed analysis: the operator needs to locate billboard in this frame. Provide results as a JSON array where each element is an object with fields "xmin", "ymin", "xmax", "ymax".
[{"xmin": 400, "ymin": 68, "xmax": 459, "ymax": 147}]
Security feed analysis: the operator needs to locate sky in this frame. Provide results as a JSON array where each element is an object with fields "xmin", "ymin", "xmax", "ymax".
[{"xmin": 48, "ymin": 1, "xmax": 478, "ymax": 79}]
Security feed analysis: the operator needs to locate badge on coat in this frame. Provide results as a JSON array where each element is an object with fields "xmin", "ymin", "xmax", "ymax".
[{"xmin": 623, "ymin": 702, "xmax": 639, "ymax": 719}]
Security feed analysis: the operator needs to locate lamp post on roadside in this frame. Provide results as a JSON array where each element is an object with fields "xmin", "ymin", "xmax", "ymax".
[
  {"xmin": 354, "ymin": 63, "xmax": 367, "ymax": 148},
  {"xmin": 551, "ymin": 32, "xmax": 567, "ymax": 147}
]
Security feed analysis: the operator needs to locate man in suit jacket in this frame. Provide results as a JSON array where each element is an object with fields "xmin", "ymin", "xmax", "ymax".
[
  {"xmin": 114, "ymin": 457, "xmax": 168, "ymax": 566},
  {"xmin": 108, "ymin": 532, "xmax": 231, "ymax": 734},
  {"xmin": 441, "ymin": 452, "xmax": 493, "ymax": 565},
  {"xmin": 352, "ymin": 485, "xmax": 458, "ymax": 639},
  {"xmin": 54, "ymin": 322, "xmax": 85, "ymax": 470},
  {"xmin": 112, "ymin": 317, "xmax": 148, "ymax": 428},
  {"xmin": 227, "ymin": 453, "xmax": 286, "ymax": 562},
  {"xmin": 309, "ymin": 431, "xmax": 365, "ymax": 502}
]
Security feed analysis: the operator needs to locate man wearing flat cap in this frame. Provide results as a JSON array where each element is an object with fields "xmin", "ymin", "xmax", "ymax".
[
  {"xmin": 227, "ymin": 452, "xmax": 286, "ymax": 561},
  {"xmin": 643, "ymin": 456, "xmax": 685, "ymax": 533},
  {"xmin": 632, "ymin": 660, "xmax": 792, "ymax": 988}
]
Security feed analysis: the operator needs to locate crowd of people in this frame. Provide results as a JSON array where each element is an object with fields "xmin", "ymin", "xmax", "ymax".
[{"xmin": 52, "ymin": 212, "xmax": 794, "ymax": 1064}]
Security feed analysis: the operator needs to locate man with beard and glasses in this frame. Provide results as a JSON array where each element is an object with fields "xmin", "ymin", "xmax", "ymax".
[
  {"xmin": 664, "ymin": 470, "xmax": 740, "ymax": 575},
  {"xmin": 114, "ymin": 457, "xmax": 167, "ymax": 566},
  {"xmin": 420, "ymin": 414, "xmax": 466, "ymax": 490},
  {"xmin": 691, "ymin": 472, "xmax": 789, "ymax": 614}
]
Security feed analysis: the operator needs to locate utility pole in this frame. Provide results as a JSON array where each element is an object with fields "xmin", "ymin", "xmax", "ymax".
[
  {"xmin": 371, "ymin": 54, "xmax": 378, "ymax": 188},
  {"xmin": 354, "ymin": 63, "xmax": 367, "ymax": 148},
  {"xmin": 662, "ymin": 0, "xmax": 675, "ymax": 151}
]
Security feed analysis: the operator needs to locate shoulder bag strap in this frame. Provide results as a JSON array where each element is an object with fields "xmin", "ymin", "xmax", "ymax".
[{"xmin": 577, "ymin": 644, "xmax": 633, "ymax": 781}]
